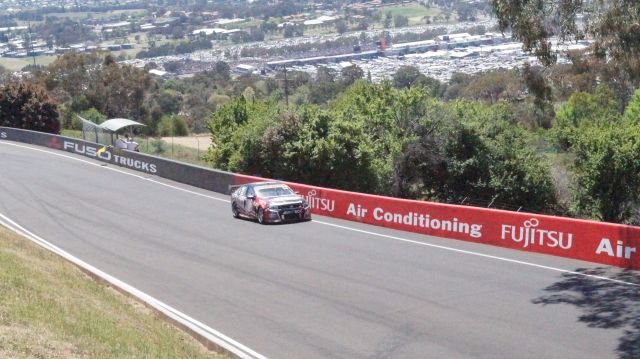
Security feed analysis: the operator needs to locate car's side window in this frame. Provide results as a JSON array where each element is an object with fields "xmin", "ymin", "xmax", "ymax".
[{"xmin": 246, "ymin": 187, "xmax": 254, "ymax": 197}]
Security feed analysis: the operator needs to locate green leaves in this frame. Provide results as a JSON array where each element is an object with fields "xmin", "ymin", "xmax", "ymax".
[
  {"xmin": 205, "ymin": 81, "xmax": 558, "ymax": 214},
  {"xmin": 569, "ymin": 124, "xmax": 640, "ymax": 223},
  {"xmin": 0, "ymin": 81, "xmax": 59, "ymax": 134}
]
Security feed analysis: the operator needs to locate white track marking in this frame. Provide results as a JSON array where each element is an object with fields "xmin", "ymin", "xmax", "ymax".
[
  {"xmin": 312, "ymin": 220, "xmax": 640, "ymax": 287},
  {"xmin": 2, "ymin": 140, "xmax": 638, "ymax": 288},
  {"xmin": 0, "ymin": 212, "xmax": 267, "ymax": 359}
]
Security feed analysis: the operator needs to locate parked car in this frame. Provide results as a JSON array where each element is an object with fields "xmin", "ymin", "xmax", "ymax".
[{"xmin": 230, "ymin": 182, "xmax": 311, "ymax": 224}]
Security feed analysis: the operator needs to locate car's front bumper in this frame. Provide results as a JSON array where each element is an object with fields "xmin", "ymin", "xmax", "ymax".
[{"xmin": 266, "ymin": 207, "xmax": 311, "ymax": 222}]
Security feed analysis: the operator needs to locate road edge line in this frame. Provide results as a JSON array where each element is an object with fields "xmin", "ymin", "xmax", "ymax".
[{"xmin": 0, "ymin": 213, "xmax": 267, "ymax": 359}]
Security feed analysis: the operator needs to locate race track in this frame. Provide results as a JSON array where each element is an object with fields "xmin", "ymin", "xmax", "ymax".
[{"xmin": 1, "ymin": 141, "xmax": 638, "ymax": 359}]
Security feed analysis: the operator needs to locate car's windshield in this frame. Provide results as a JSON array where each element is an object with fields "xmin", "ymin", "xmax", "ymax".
[{"xmin": 255, "ymin": 185, "xmax": 294, "ymax": 197}]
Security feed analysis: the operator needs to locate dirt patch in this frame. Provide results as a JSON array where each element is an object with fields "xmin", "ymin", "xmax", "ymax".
[{"xmin": 160, "ymin": 135, "xmax": 212, "ymax": 151}]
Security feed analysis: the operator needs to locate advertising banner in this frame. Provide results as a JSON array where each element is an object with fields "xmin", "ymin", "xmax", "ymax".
[
  {"xmin": 0, "ymin": 127, "xmax": 234, "ymax": 194},
  {"xmin": 234, "ymin": 174, "xmax": 640, "ymax": 270}
]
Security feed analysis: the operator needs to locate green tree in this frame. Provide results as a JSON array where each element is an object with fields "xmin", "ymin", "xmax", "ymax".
[
  {"xmin": 623, "ymin": 88, "xmax": 640, "ymax": 124},
  {"xmin": 492, "ymin": 0, "xmax": 640, "ymax": 83},
  {"xmin": 340, "ymin": 65, "xmax": 364, "ymax": 86},
  {"xmin": 157, "ymin": 115, "xmax": 189, "ymax": 137},
  {"xmin": 570, "ymin": 124, "xmax": 640, "ymax": 223},
  {"xmin": 394, "ymin": 15, "xmax": 409, "ymax": 28},
  {"xmin": 384, "ymin": 12, "xmax": 392, "ymax": 28},
  {"xmin": 0, "ymin": 81, "xmax": 60, "ymax": 134},
  {"xmin": 552, "ymin": 85, "xmax": 620, "ymax": 150},
  {"xmin": 335, "ymin": 20, "xmax": 348, "ymax": 35},
  {"xmin": 394, "ymin": 100, "xmax": 557, "ymax": 212},
  {"xmin": 79, "ymin": 107, "xmax": 106, "ymax": 124},
  {"xmin": 393, "ymin": 65, "xmax": 422, "ymax": 89}
]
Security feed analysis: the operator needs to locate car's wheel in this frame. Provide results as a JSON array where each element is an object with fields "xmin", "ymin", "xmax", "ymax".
[
  {"xmin": 257, "ymin": 207, "xmax": 265, "ymax": 224},
  {"xmin": 232, "ymin": 203, "xmax": 239, "ymax": 218}
]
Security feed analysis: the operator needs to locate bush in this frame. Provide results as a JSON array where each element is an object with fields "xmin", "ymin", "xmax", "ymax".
[
  {"xmin": 0, "ymin": 81, "xmax": 60, "ymax": 134},
  {"xmin": 150, "ymin": 138, "xmax": 167, "ymax": 154},
  {"xmin": 157, "ymin": 115, "xmax": 189, "ymax": 137}
]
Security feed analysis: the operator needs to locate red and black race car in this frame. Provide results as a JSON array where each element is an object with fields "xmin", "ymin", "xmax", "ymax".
[{"xmin": 230, "ymin": 182, "xmax": 311, "ymax": 224}]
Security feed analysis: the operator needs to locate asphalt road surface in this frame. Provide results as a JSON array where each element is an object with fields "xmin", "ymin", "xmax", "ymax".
[{"xmin": 1, "ymin": 141, "xmax": 638, "ymax": 359}]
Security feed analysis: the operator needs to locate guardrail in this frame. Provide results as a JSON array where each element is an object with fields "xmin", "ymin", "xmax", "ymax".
[{"xmin": 3, "ymin": 126, "xmax": 640, "ymax": 270}]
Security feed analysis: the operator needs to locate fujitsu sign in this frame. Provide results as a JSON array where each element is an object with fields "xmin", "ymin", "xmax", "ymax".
[
  {"xmin": 501, "ymin": 218, "xmax": 573, "ymax": 250},
  {"xmin": 304, "ymin": 189, "xmax": 335, "ymax": 212}
]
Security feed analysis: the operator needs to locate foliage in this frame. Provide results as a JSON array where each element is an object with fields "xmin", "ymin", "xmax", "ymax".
[
  {"xmin": 38, "ymin": 52, "xmax": 153, "ymax": 127},
  {"xmin": 157, "ymin": 115, "xmax": 189, "ymax": 137},
  {"xmin": 623, "ymin": 88, "xmax": 640, "ymax": 125},
  {"xmin": 206, "ymin": 81, "xmax": 557, "ymax": 213},
  {"xmin": 492, "ymin": 0, "xmax": 640, "ymax": 89},
  {"xmin": 551, "ymin": 85, "xmax": 620, "ymax": 150},
  {"xmin": 136, "ymin": 39, "xmax": 212, "ymax": 59},
  {"xmin": 150, "ymin": 138, "xmax": 167, "ymax": 154},
  {"xmin": 0, "ymin": 81, "xmax": 60, "ymax": 134},
  {"xmin": 394, "ymin": 15, "xmax": 409, "ymax": 28},
  {"xmin": 79, "ymin": 107, "xmax": 107, "ymax": 124},
  {"xmin": 569, "ymin": 124, "xmax": 640, "ymax": 223},
  {"xmin": 394, "ymin": 100, "xmax": 557, "ymax": 211}
]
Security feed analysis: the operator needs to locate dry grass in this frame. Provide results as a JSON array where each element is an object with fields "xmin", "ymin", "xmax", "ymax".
[{"xmin": 0, "ymin": 226, "xmax": 227, "ymax": 359}]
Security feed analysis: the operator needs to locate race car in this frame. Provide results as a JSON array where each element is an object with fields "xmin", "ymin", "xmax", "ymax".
[{"xmin": 230, "ymin": 182, "xmax": 311, "ymax": 224}]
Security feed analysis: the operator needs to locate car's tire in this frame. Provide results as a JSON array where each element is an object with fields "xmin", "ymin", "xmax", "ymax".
[
  {"xmin": 232, "ymin": 203, "xmax": 239, "ymax": 218},
  {"xmin": 257, "ymin": 207, "xmax": 265, "ymax": 224}
]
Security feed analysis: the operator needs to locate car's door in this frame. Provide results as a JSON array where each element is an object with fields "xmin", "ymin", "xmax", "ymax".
[
  {"xmin": 235, "ymin": 186, "xmax": 247, "ymax": 214},
  {"xmin": 244, "ymin": 186, "xmax": 256, "ymax": 216}
]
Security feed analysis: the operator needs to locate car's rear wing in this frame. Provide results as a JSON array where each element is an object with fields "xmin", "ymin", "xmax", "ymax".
[{"xmin": 228, "ymin": 184, "xmax": 242, "ymax": 194}]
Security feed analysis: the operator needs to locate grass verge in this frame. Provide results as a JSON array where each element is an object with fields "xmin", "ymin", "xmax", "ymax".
[{"xmin": 0, "ymin": 226, "xmax": 226, "ymax": 359}]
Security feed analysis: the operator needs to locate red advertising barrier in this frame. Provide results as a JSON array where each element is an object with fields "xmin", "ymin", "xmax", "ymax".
[{"xmin": 235, "ymin": 174, "xmax": 640, "ymax": 270}]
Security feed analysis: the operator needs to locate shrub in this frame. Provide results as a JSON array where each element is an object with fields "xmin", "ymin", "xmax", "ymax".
[{"xmin": 157, "ymin": 115, "xmax": 189, "ymax": 137}]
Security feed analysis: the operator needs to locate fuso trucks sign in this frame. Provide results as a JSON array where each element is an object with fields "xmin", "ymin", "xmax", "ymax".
[{"xmin": 51, "ymin": 137, "xmax": 158, "ymax": 174}]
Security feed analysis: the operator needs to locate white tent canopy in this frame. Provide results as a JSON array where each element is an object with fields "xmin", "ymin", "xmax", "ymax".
[
  {"xmin": 98, "ymin": 118, "xmax": 145, "ymax": 132},
  {"xmin": 78, "ymin": 116, "xmax": 145, "ymax": 146}
]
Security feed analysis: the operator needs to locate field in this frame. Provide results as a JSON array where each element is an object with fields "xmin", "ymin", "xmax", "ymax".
[
  {"xmin": 19, "ymin": 9, "xmax": 148, "ymax": 23},
  {"xmin": 375, "ymin": 3, "xmax": 442, "ymax": 25},
  {"xmin": 0, "ymin": 56, "xmax": 58, "ymax": 72},
  {"xmin": 0, "ymin": 226, "xmax": 224, "ymax": 358}
]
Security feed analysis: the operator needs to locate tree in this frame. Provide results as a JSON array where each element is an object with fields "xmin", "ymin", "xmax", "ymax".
[
  {"xmin": 570, "ymin": 124, "xmax": 640, "ymax": 223},
  {"xmin": 492, "ymin": 0, "xmax": 640, "ymax": 82},
  {"xmin": 340, "ymin": 65, "xmax": 364, "ymax": 86},
  {"xmin": 392, "ymin": 65, "xmax": 423, "ymax": 89},
  {"xmin": 394, "ymin": 15, "xmax": 409, "ymax": 28},
  {"xmin": 213, "ymin": 61, "xmax": 231, "ymax": 82},
  {"xmin": 459, "ymin": 69, "xmax": 524, "ymax": 104},
  {"xmin": 623, "ymin": 88, "xmax": 640, "ymax": 125},
  {"xmin": 335, "ymin": 20, "xmax": 348, "ymax": 35},
  {"xmin": 157, "ymin": 114, "xmax": 189, "ymax": 137},
  {"xmin": 394, "ymin": 100, "xmax": 557, "ymax": 212},
  {"xmin": 0, "ymin": 81, "xmax": 60, "ymax": 134},
  {"xmin": 384, "ymin": 12, "xmax": 392, "ymax": 28},
  {"xmin": 552, "ymin": 85, "xmax": 620, "ymax": 150},
  {"xmin": 522, "ymin": 63, "xmax": 554, "ymax": 128}
]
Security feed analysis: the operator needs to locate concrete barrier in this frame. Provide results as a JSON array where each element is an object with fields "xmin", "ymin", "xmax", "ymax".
[
  {"xmin": 3, "ymin": 126, "xmax": 640, "ymax": 270},
  {"xmin": 0, "ymin": 127, "xmax": 234, "ymax": 194}
]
